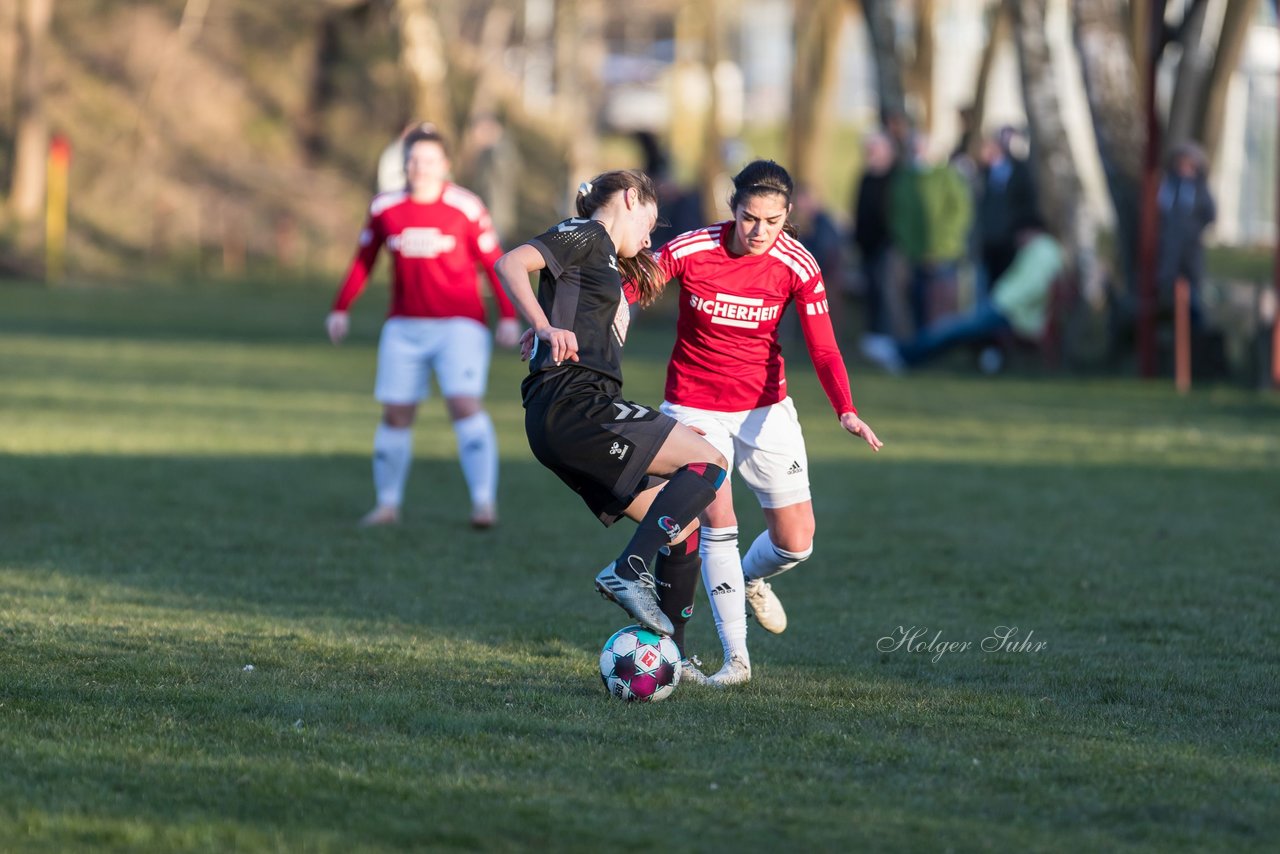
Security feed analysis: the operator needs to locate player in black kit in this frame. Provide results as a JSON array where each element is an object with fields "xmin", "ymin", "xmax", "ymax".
[{"xmin": 494, "ymin": 170, "xmax": 726, "ymax": 657}]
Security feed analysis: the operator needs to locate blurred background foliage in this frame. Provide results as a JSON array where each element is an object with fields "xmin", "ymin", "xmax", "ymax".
[{"xmin": 0, "ymin": 0, "xmax": 1275, "ymax": 297}]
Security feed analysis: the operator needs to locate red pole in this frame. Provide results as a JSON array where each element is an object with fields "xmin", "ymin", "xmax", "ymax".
[
  {"xmin": 1175, "ymin": 277, "xmax": 1190, "ymax": 393},
  {"xmin": 1138, "ymin": 0, "xmax": 1167, "ymax": 379}
]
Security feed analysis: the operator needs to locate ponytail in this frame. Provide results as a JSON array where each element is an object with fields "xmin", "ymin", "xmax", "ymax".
[{"xmin": 576, "ymin": 170, "xmax": 667, "ymax": 306}]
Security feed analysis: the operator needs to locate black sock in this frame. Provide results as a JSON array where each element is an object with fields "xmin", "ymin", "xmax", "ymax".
[
  {"xmin": 615, "ymin": 462, "xmax": 725, "ymax": 580},
  {"xmin": 655, "ymin": 530, "xmax": 701, "ymax": 657}
]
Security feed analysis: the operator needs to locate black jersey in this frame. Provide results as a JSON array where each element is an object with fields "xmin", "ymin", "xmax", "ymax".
[{"xmin": 524, "ymin": 218, "xmax": 632, "ymax": 385}]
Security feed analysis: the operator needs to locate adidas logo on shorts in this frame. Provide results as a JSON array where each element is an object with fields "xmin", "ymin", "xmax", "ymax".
[
  {"xmin": 710, "ymin": 582, "xmax": 735, "ymax": 596},
  {"xmin": 787, "ymin": 460, "xmax": 803, "ymax": 475}
]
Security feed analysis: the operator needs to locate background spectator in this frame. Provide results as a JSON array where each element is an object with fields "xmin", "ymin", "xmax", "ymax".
[
  {"xmin": 976, "ymin": 128, "xmax": 1039, "ymax": 292},
  {"xmin": 634, "ymin": 130, "xmax": 703, "ymax": 249},
  {"xmin": 864, "ymin": 225, "xmax": 1064, "ymax": 374},
  {"xmin": 891, "ymin": 135, "xmax": 973, "ymax": 334},
  {"xmin": 1156, "ymin": 142, "xmax": 1216, "ymax": 327},
  {"xmin": 852, "ymin": 131, "xmax": 898, "ymax": 361}
]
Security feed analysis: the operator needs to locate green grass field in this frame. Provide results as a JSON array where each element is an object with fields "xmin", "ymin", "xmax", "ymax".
[{"xmin": 2, "ymin": 281, "xmax": 1277, "ymax": 852}]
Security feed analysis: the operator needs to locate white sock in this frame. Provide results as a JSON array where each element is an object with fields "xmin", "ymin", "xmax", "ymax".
[
  {"xmin": 453, "ymin": 411, "xmax": 497, "ymax": 509},
  {"xmin": 742, "ymin": 529, "xmax": 812, "ymax": 582},
  {"xmin": 373, "ymin": 423, "xmax": 413, "ymax": 508},
  {"xmin": 700, "ymin": 526, "xmax": 748, "ymax": 666}
]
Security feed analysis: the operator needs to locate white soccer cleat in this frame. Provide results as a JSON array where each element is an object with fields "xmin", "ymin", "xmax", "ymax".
[
  {"xmin": 470, "ymin": 502, "xmax": 497, "ymax": 529},
  {"xmin": 708, "ymin": 654, "xmax": 752, "ymax": 687},
  {"xmin": 679, "ymin": 656, "xmax": 711, "ymax": 686},
  {"xmin": 744, "ymin": 578, "xmax": 787, "ymax": 634},
  {"xmin": 358, "ymin": 504, "xmax": 400, "ymax": 527}
]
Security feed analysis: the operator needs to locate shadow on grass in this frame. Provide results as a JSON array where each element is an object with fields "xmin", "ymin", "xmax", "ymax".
[
  {"xmin": 1, "ymin": 453, "xmax": 614, "ymax": 641},
  {"xmin": 2, "ymin": 451, "xmax": 1277, "ymax": 847},
  {"xmin": 0, "ymin": 284, "xmax": 385, "ymax": 346},
  {"xmin": 4, "ymin": 449, "xmax": 1276, "ymax": 691}
]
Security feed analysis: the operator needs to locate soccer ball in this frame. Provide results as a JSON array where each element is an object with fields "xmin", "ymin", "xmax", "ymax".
[{"xmin": 598, "ymin": 625, "xmax": 681, "ymax": 703}]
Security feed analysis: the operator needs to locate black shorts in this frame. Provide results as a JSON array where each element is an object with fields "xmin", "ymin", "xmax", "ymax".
[{"xmin": 522, "ymin": 367, "xmax": 677, "ymax": 526}]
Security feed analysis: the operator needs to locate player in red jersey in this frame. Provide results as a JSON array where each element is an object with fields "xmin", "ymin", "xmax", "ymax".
[
  {"xmin": 656, "ymin": 160, "xmax": 884, "ymax": 686},
  {"xmin": 326, "ymin": 127, "xmax": 521, "ymax": 529}
]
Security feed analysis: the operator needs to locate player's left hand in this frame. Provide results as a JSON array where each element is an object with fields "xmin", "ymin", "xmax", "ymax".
[
  {"xmin": 518, "ymin": 328, "xmax": 536, "ymax": 361},
  {"xmin": 325, "ymin": 311, "xmax": 350, "ymax": 345},
  {"xmin": 495, "ymin": 318, "xmax": 522, "ymax": 349},
  {"xmin": 840, "ymin": 412, "xmax": 883, "ymax": 452}
]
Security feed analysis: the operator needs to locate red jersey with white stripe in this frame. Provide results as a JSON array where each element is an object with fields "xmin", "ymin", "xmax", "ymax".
[
  {"xmin": 332, "ymin": 184, "xmax": 516, "ymax": 323},
  {"xmin": 658, "ymin": 222, "xmax": 856, "ymax": 415}
]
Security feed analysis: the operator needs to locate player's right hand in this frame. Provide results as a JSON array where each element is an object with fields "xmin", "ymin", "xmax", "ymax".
[
  {"xmin": 518, "ymin": 328, "xmax": 536, "ymax": 361},
  {"xmin": 326, "ymin": 311, "xmax": 349, "ymax": 345},
  {"xmin": 537, "ymin": 325, "xmax": 579, "ymax": 364}
]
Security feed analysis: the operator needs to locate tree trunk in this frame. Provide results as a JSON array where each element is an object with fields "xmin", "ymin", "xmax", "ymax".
[
  {"xmin": 9, "ymin": 0, "xmax": 53, "ymax": 225},
  {"xmin": 458, "ymin": 3, "xmax": 515, "ymax": 166},
  {"xmin": 0, "ymin": 0, "xmax": 17, "ymax": 132},
  {"xmin": 1196, "ymin": 0, "xmax": 1254, "ymax": 166},
  {"xmin": 857, "ymin": 0, "xmax": 906, "ymax": 122},
  {"xmin": 393, "ymin": 0, "xmax": 451, "ymax": 141},
  {"xmin": 1008, "ymin": 0, "xmax": 1100, "ymax": 305},
  {"xmin": 697, "ymin": 0, "xmax": 726, "ymax": 224},
  {"xmin": 670, "ymin": 4, "xmax": 707, "ymax": 195},
  {"xmin": 968, "ymin": 1, "xmax": 1006, "ymax": 155},
  {"xmin": 298, "ymin": 9, "xmax": 348, "ymax": 165},
  {"xmin": 299, "ymin": 0, "xmax": 385, "ymax": 162},
  {"xmin": 787, "ymin": 0, "xmax": 844, "ymax": 194},
  {"xmin": 556, "ymin": 0, "xmax": 604, "ymax": 207},
  {"xmin": 1164, "ymin": 0, "xmax": 1210, "ymax": 152},
  {"xmin": 906, "ymin": 0, "xmax": 936, "ymax": 133},
  {"xmin": 1073, "ymin": 0, "xmax": 1144, "ymax": 298},
  {"xmin": 1128, "ymin": 0, "xmax": 1150, "ymax": 62}
]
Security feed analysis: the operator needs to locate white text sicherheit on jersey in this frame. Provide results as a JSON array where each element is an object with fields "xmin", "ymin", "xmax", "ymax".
[
  {"xmin": 389, "ymin": 227, "xmax": 458, "ymax": 258},
  {"xmin": 688, "ymin": 292, "xmax": 784, "ymax": 328}
]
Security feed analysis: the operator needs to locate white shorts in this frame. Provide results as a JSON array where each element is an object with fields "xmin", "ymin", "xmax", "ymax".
[
  {"xmin": 374, "ymin": 317, "xmax": 492, "ymax": 404},
  {"xmin": 660, "ymin": 397, "xmax": 811, "ymax": 509}
]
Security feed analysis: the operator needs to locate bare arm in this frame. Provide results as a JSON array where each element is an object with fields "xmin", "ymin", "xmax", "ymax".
[
  {"xmin": 796, "ymin": 286, "xmax": 883, "ymax": 452},
  {"xmin": 494, "ymin": 245, "xmax": 579, "ymax": 364}
]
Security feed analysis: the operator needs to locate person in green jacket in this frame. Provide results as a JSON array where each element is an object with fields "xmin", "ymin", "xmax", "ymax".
[
  {"xmin": 888, "ymin": 136, "xmax": 973, "ymax": 334},
  {"xmin": 863, "ymin": 226, "xmax": 1064, "ymax": 374}
]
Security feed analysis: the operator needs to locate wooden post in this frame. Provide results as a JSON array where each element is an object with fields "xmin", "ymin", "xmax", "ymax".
[
  {"xmin": 1174, "ymin": 276, "xmax": 1190, "ymax": 394},
  {"xmin": 222, "ymin": 204, "xmax": 245, "ymax": 277},
  {"xmin": 45, "ymin": 133, "xmax": 70, "ymax": 283},
  {"xmin": 274, "ymin": 215, "xmax": 299, "ymax": 275}
]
